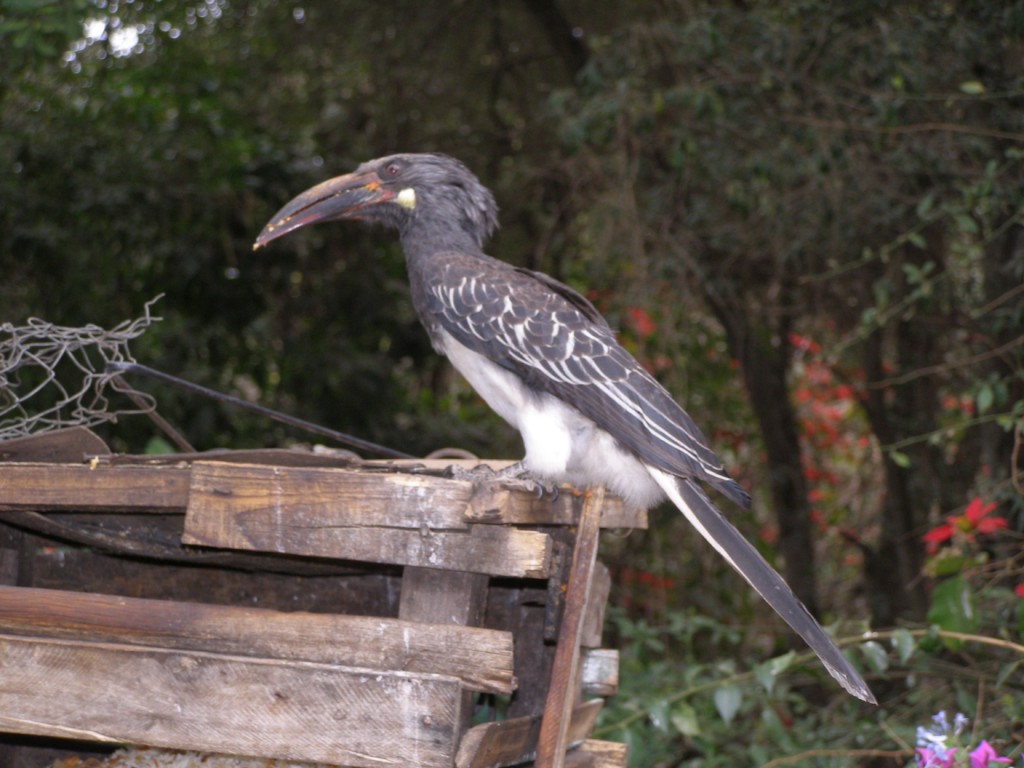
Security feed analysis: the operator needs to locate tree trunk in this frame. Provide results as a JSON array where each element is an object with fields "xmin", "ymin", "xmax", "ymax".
[
  {"xmin": 859, "ymin": 321, "xmax": 933, "ymax": 626},
  {"xmin": 709, "ymin": 300, "xmax": 821, "ymax": 618}
]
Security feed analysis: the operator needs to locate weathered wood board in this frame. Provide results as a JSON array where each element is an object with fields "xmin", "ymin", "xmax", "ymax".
[
  {"xmin": 0, "ymin": 585, "xmax": 514, "ymax": 694},
  {"xmin": 580, "ymin": 562, "xmax": 611, "ymax": 648},
  {"xmin": 580, "ymin": 649, "xmax": 619, "ymax": 697},
  {"xmin": 0, "ymin": 463, "xmax": 188, "ymax": 511},
  {"xmin": 536, "ymin": 488, "xmax": 605, "ymax": 768},
  {"xmin": 0, "ymin": 634, "xmax": 462, "ymax": 768},
  {"xmin": 0, "ymin": 459, "xmax": 647, "ymax": 529},
  {"xmin": 456, "ymin": 700, "xmax": 603, "ymax": 768},
  {"xmin": 564, "ymin": 740, "xmax": 629, "ymax": 768},
  {"xmin": 376, "ymin": 460, "xmax": 647, "ymax": 529},
  {"xmin": 0, "ymin": 427, "xmax": 110, "ymax": 464},
  {"xmin": 189, "ymin": 461, "xmax": 473, "ymax": 531},
  {"xmin": 183, "ymin": 509, "xmax": 553, "ymax": 578}
]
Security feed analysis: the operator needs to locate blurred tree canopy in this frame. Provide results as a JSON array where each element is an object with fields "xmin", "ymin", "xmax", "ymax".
[{"xmin": 2, "ymin": 0, "xmax": 1023, "ymax": 737}]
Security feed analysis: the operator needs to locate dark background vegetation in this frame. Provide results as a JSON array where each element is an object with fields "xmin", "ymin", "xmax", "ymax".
[{"xmin": 2, "ymin": 1, "xmax": 1022, "ymax": 764}]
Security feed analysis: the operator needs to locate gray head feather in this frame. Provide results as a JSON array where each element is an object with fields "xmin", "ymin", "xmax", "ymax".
[{"xmin": 362, "ymin": 153, "xmax": 499, "ymax": 251}]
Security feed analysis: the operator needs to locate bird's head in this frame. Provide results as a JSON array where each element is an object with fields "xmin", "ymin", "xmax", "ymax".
[{"xmin": 253, "ymin": 153, "xmax": 499, "ymax": 252}]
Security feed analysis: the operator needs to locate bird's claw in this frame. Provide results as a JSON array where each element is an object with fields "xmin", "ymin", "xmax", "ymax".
[{"xmin": 448, "ymin": 462, "xmax": 561, "ymax": 501}]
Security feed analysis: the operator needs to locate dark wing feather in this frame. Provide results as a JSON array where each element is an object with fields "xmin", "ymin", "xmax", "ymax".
[{"xmin": 421, "ymin": 252, "xmax": 750, "ymax": 507}]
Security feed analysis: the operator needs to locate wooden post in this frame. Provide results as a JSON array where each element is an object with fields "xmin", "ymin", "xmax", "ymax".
[
  {"xmin": 534, "ymin": 486, "xmax": 605, "ymax": 768},
  {"xmin": 400, "ymin": 566, "xmax": 490, "ymax": 734}
]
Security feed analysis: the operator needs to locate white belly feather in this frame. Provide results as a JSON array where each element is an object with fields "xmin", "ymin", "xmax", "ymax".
[{"xmin": 439, "ymin": 331, "xmax": 666, "ymax": 508}]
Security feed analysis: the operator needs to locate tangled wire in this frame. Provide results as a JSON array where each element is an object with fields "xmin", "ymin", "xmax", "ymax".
[{"xmin": 0, "ymin": 298, "xmax": 161, "ymax": 441}]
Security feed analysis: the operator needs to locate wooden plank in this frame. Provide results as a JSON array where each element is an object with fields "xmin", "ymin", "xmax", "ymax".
[
  {"xmin": 485, "ymin": 583, "xmax": 555, "ymax": 718},
  {"xmin": 580, "ymin": 562, "xmax": 611, "ymax": 648},
  {"xmin": 0, "ymin": 463, "xmax": 188, "ymax": 511},
  {"xmin": 536, "ymin": 487, "xmax": 605, "ymax": 768},
  {"xmin": 465, "ymin": 485, "xmax": 646, "ymax": 530},
  {"xmin": 371, "ymin": 460, "xmax": 647, "ymax": 529},
  {"xmin": 110, "ymin": 446, "xmax": 360, "ymax": 468},
  {"xmin": 0, "ymin": 634, "xmax": 461, "ymax": 768},
  {"xmin": 580, "ymin": 649, "xmax": 618, "ymax": 697},
  {"xmin": 0, "ymin": 458, "xmax": 647, "ymax": 528},
  {"xmin": 400, "ymin": 567, "xmax": 490, "ymax": 626},
  {"xmin": 0, "ymin": 585, "xmax": 514, "ymax": 694},
  {"xmin": 455, "ymin": 700, "xmax": 602, "ymax": 768},
  {"xmin": 0, "ymin": 427, "xmax": 110, "ymax": 463},
  {"xmin": 566, "ymin": 740, "xmax": 628, "ymax": 768},
  {"xmin": 183, "ymin": 512, "xmax": 552, "ymax": 578},
  {"xmin": 400, "ymin": 567, "xmax": 491, "ymax": 733},
  {"xmin": 189, "ymin": 461, "xmax": 472, "ymax": 531}
]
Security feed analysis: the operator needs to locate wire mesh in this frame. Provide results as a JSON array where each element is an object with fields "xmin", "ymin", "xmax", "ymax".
[{"xmin": 0, "ymin": 297, "xmax": 162, "ymax": 441}]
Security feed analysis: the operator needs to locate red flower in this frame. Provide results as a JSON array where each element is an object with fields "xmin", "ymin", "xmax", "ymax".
[
  {"xmin": 626, "ymin": 307, "xmax": 657, "ymax": 339},
  {"xmin": 963, "ymin": 498, "xmax": 1006, "ymax": 534},
  {"xmin": 922, "ymin": 523, "xmax": 954, "ymax": 554},
  {"xmin": 923, "ymin": 498, "xmax": 1007, "ymax": 555},
  {"xmin": 1014, "ymin": 584, "xmax": 1024, "ymax": 599}
]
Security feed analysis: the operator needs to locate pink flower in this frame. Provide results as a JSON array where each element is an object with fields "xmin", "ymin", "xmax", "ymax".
[{"xmin": 968, "ymin": 740, "xmax": 1011, "ymax": 767}]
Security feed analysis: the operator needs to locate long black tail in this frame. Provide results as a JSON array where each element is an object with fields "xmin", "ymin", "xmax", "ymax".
[{"xmin": 648, "ymin": 467, "xmax": 876, "ymax": 704}]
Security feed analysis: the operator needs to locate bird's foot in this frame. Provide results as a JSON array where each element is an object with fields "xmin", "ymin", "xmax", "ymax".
[{"xmin": 449, "ymin": 461, "xmax": 561, "ymax": 501}]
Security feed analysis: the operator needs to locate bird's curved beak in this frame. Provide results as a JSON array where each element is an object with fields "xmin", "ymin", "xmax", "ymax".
[{"xmin": 253, "ymin": 170, "xmax": 392, "ymax": 249}]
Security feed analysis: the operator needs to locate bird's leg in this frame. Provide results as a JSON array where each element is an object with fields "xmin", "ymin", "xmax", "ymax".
[
  {"xmin": 448, "ymin": 461, "xmax": 560, "ymax": 500},
  {"xmin": 492, "ymin": 461, "xmax": 561, "ymax": 500}
]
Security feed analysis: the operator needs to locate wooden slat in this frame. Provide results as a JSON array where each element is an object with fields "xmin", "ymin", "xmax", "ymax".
[
  {"xmin": 485, "ymin": 583, "xmax": 555, "ymax": 719},
  {"xmin": 374, "ymin": 460, "xmax": 647, "ymax": 529},
  {"xmin": 0, "ymin": 585, "xmax": 514, "ymax": 694},
  {"xmin": 580, "ymin": 649, "xmax": 619, "ymax": 697},
  {"xmin": 183, "ymin": 510, "xmax": 552, "ymax": 578},
  {"xmin": 399, "ymin": 567, "xmax": 490, "ymax": 626},
  {"xmin": 400, "ymin": 567, "xmax": 491, "ymax": 733},
  {"xmin": 466, "ymin": 486, "xmax": 646, "ymax": 529},
  {"xmin": 0, "ymin": 459, "xmax": 647, "ymax": 529},
  {"xmin": 565, "ymin": 740, "xmax": 628, "ymax": 768},
  {"xmin": 0, "ymin": 427, "xmax": 110, "ymax": 463},
  {"xmin": 0, "ymin": 463, "xmax": 188, "ymax": 510},
  {"xmin": 580, "ymin": 562, "xmax": 611, "ymax": 648},
  {"xmin": 455, "ymin": 700, "xmax": 602, "ymax": 768},
  {"xmin": 0, "ymin": 634, "xmax": 461, "ymax": 768},
  {"xmin": 536, "ymin": 487, "xmax": 605, "ymax": 768},
  {"xmin": 189, "ymin": 461, "xmax": 472, "ymax": 531}
]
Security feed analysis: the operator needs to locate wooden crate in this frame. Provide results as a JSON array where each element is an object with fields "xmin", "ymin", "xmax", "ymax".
[{"xmin": 0, "ymin": 430, "xmax": 645, "ymax": 768}]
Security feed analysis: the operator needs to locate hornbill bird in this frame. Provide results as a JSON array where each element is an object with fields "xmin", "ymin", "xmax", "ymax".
[{"xmin": 254, "ymin": 152, "xmax": 875, "ymax": 704}]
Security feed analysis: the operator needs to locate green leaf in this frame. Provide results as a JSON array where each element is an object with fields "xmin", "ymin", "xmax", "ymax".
[
  {"xmin": 889, "ymin": 450, "xmax": 911, "ymax": 468},
  {"xmin": 648, "ymin": 698, "xmax": 670, "ymax": 733},
  {"xmin": 977, "ymin": 384, "xmax": 994, "ymax": 414},
  {"xmin": 928, "ymin": 550, "xmax": 968, "ymax": 577},
  {"xmin": 859, "ymin": 640, "xmax": 889, "ymax": 673},
  {"xmin": 755, "ymin": 651, "xmax": 795, "ymax": 694},
  {"xmin": 891, "ymin": 628, "xmax": 916, "ymax": 664},
  {"xmin": 144, "ymin": 435, "xmax": 176, "ymax": 454},
  {"xmin": 713, "ymin": 684, "xmax": 742, "ymax": 725},
  {"xmin": 954, "ymin": 212, "xmax": 979, "ymax": 234},
  {"xmin": 907, "ymin": 231, "xmax": 926, "ymax": 249},
  {"xmin": 926, "ymin": 577, "xmax": 979, "ymax": 646},
  {"xmin": 670, "ymin": 701, "xmax": 701, "ymax": 737}
]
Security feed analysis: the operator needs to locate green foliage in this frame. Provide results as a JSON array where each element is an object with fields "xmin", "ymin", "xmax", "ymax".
[
  {"xmin": 597, "ymin": 604, "xmax": 1024, "ymax": 766},
  {"xmin": 0, "ymin": 0, "xmax": 91, "ymax": 65},
  {"xmin": 926, "ymin": 577, "xmax": 980, "ymax": 645}
]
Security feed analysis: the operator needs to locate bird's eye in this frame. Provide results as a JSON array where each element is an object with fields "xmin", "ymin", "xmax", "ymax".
[{"xmin": 385, "ymin": 163, "xmax": 401, "ymax": 177}]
